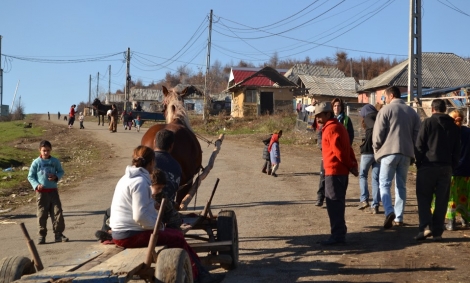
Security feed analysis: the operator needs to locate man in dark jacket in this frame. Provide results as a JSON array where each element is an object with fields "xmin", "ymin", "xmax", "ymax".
[
  {"xmin": 414, "ymin": 99, "xmax": 461, "ymax": 241},
  {"xmin": 358, "ymin": 104, "xmax": 380, "ymax": 213}
]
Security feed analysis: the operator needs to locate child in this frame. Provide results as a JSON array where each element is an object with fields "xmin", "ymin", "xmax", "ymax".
[
  {"xmin": 151, "ymin": 169, "xmax": 182, "ymax": 230},
  {"xmin": 78, "ymin": 112, "xmax": 85, "ymax": 129},
  {"xmin": 261, "ymin": 134, "xmax": 272, "ymax": 175},
  {"xmin": 268, "ymin": 130, "xmax": 283, "ymax": 177},
  {"xmin": 127, "ymin": 111, "xmax": 133, "ymax": 130},
  {"xmin": 134, "ymin": 115, "xmax": 142, "ymax": 132},
  {"xmin": 27, "ymin": 140, "xmax": 68, "ymax": 244}
]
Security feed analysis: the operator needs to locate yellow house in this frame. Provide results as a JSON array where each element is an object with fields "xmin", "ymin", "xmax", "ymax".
[{"xmin": 227, "ymin": 67, "xmax": 297, "ymax": 118}]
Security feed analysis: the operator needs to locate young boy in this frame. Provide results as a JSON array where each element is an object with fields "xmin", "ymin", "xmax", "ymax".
[
  {"xmin": 27, "ymin": 140, "xmax": 68, "ymax": 244},
  {"xmin": 134, "ymin": 115, "xmax": 142, "ymax": 132},
  {"xmin": 151, "ymin": 169, "xmax": 182, "ymax": 230},
  {"xmin": 78, "ymin": 112, "xmax": 85, "ymax": 129}
]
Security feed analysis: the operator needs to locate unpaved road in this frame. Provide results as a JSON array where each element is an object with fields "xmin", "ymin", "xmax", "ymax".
[{"xmin": 1, "ymin": 115, "xmax": 470, "ymax": 282}]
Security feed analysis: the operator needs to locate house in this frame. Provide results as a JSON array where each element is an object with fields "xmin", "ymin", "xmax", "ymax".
[
  {"xmin": 284, "ymin": 64, "xmax": 349, "ymax": 106},
  {"xmin": 358, "ymin": 53, "xmax": 470, "ymax": 106},
  {"xmin": 295, "ymin": 75, "xmax": 359, "ymax": 104},
  {"xmin": 174, "ymin": 84, "xmax": 205, "ymax": 114},
  {"xmin": 129, "ymin": 88, "xmax": 164, "ymax": 112},
  {"xmin": 227, "ymin": 67, "xmax": 297, "ymax": 117}
]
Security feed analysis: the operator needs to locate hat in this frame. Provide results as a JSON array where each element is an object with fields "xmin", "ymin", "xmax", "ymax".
[
  {"xmin": 314, "ymin": 102, "xmax": 333, "ymax": 116},
  {"xmin": 359, "ymin": 104, "xmax": 377, "ymax": 118}
]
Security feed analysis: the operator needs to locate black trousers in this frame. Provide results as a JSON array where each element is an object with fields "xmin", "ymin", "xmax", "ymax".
[
  {"xmin": 416, "ymin": 166, "xmax": 452, "ymax": 237},
  {"xmin": 317, "ymin": 160, "xmax": 325, "ymax": 201},
  {"xmin": 325, "ymin": 175, "xmax": 349, "ymax": 241}
]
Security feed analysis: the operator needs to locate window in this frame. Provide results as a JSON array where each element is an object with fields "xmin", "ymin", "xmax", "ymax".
[
  {"xmin": 244, "ymin": 90, "xmax": 257, "ymax": 103},
  {"xmin": 185, "ymin": 103, "xmax": 195, "ymax": 111}
]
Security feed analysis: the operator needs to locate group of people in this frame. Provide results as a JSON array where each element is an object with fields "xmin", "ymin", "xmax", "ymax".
[
  {"xmin": 261, "ymin": 130, "xmax": 283, "ymax": 177},
  {"xmin": 303, "ymin": 86, "xmax": 468, "ymax": 245},
  {"xmin": 107, "ymin": 105, "xmax": 142, "ymax": 133}
]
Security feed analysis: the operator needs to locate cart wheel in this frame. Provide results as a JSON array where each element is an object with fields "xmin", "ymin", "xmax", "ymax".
[
  {"xmin": 155, "ymin": 248, "xmax": 193, "ymax": 283},
  {"xmin": 217, "ymin": 210, "xmax": 239, "ymax": 270},
  {"xmin": 0, "ymin": 256, "xmax": 36, "ymax": 282}
]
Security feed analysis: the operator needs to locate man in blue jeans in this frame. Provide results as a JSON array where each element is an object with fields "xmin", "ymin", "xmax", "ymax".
[{"xmin": 372, "ymin": 86, "xmax": 421, "ymax": 229}]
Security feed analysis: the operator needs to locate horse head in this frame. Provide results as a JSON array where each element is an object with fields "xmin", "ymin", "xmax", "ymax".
[
  {"xmin": 92, "ymin": 98, "xmax": 101, "ymax": 108},
  {"xmin": 162, "ymin": 86, "xmax": 192, "ymax": 131}
]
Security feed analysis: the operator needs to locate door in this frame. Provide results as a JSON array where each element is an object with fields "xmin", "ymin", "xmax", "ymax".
[{"xmin": 260, "ymin": 92, "xmax": 273, "ymax": 115}]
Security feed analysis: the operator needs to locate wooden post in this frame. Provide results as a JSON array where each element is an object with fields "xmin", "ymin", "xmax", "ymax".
[
  {"xmin": 145, "ymin": 198, "xmax": 167, "ymax": 267},
  {"xmin": 179, "ymin": 134, "xmax": 224, "ymax": 210},
  {"xmin": 20, "ymin": 222, "xmax": 44, "ymax": 271}
]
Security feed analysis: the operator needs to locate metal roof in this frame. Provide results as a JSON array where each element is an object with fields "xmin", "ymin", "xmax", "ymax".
[
  {"xmin": 285, "ymin": 64, "xmax": 346, "ymax": 83},
  {"xmin": 130, "ymin": 89, "xmax": 163, "ymax": 101},
  {"xmin": 228, "ymin": 66, "xmax": 296, "ymax": 90},
  {"xmin": 298, "ymin": 75, "xmax": 358, "ymax": 98},
  {"xmin": 229, "ymin": 67, "xmax": 288, "ymax": 87},
  {"xmin": 360, "ymin": 53, "xmax": 470, "ymax": 91}
]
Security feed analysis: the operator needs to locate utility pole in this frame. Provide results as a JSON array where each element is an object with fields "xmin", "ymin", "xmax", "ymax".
[
  {"xmin": 96, "ymin": 72, "xmax": 100, "ymax": 101},
  {"xmin": 0, "ymin": 35, "xmax": 3, "ymax": 116},
  {"xmin": 108, "ymin": 65, "xmax": 111, "ymax": 100},
  {"xmin": 88, "ymin": 75, "xmax": 91, "ymax": 106},
  {"xmin": 408, "ymin": 0, "xmax": 422, "ymax": 102},
  {"xmin": 125, "ymin": 48, "xmax": 131, "ymax": 111},
  {"xmin": 361, "ymin": 59, "xmax": 365, "ymax": 85},
  {"xmin": 203, "ymin": 10, "xmax": 213, "ymax": 121},
  {"xmin": 349, "ymin": 58, "xmax": 353, "ymax": 77}
]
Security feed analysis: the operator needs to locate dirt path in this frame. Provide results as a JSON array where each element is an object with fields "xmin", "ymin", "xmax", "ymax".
[{"xmin": 1, "ymin": 116, "xmax": 470, "ymax": 282}]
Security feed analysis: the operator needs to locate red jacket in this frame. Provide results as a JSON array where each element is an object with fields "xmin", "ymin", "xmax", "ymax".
[
  {"xmin": 321, "ymin": 118, "xmax": 357, "ymax": 175},
  {"xmin": 69, "ymin": 107, "xmax": 76, "ymax": 117}
]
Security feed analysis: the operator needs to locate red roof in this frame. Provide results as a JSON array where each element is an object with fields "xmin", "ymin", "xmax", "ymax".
[{"xmin": 231, "ymin": 68, "xmax": 287, "ymax": 87}]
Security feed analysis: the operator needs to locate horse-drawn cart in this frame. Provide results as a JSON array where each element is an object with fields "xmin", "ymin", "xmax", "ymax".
[{"xmin": 2, "ymin": 133, "xmax": 238, "ymax": 283}]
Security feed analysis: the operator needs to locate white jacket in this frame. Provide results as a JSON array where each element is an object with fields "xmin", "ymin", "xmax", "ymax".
[{"xmin": 110, "ymin": 166, "xmax": 157, "ymax": 232}]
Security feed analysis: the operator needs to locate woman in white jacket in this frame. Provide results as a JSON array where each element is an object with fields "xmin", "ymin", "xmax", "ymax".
[{"xmin": 109, "ymin": 146, "xmax": 224, "ymax": 283}]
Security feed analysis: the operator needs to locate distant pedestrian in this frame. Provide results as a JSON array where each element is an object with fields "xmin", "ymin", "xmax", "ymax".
[
  {"xmin": 27, "ymin": 140, "xmax": 68, "ymax": 245},
  {"xmin": 372, "ymin": 86, "xmax": 421, "ymax": 229},
  {"xmin": 47, "ymin": 112, "xmax": 50, "ymax": 120},
  {"xmin": 109, "ymin": 104, "xmax": 118, "ymax": 133},
  {"xmin": 121, "ymin": 110, "xmax": 129, "ymax": 130},
  {"xmin": 414, "ymin": 99, "xmax": 460, "ymax": 241},
  {"xmin": 443, "ymin": 110, "xmax": 470, "ymax": 231},
  {"xmin": 261, "ymin": 134, "xmax": 273, "ymax": 175},
  {"xmin": 268, "ymin": 130, "xmax": 282, "ymax": 177},
  {"xmin": 127, "ymin": 111, "xmax": 133, "ymax": 130},
  {"xmin": 78, "ymin": 112, "xmax": 85, "ymax": 129},
  {"xmin": 68, "ymin": 104, "xmax": 76, "ymax": 129},
  {"xmin": 58, "ymin": 111, "xmax": 61, "ymax": 120},
  {"xmin": 134, "ymin": 115, "xmax": 142, "ymax": 132},
  {"xmin": 358, "ymin": 104, "xmax": 381, "ymax": 213},
  {"xmin": 314, "ymin": 102, "xmax": 358, "ymax": 245}
]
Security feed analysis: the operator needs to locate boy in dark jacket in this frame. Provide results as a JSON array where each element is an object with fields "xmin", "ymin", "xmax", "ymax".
[
  {"xmin": 414, "ymin": 99, "xmax": 461, "ymax": 241},
  {"xmin": 261, "ymin": 135, "xmax": 273, "ymax": 175}
]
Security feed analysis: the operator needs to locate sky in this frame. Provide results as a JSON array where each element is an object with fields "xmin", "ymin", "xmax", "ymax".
[{"xmin": 1, "ymin": 0, "xmax": 470, "ymax": 114}]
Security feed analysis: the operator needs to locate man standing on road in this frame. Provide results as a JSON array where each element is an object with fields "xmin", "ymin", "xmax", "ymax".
[
  {"xmin": 372, "ymin": 86, "xmax": 421, "ymax": 229},
  {"xmin": 414, "ymin": 99, "xmax": 460, "ymax": 241},
  {"xmin": 314, "ymin": 102, "xmax": 358, "ymax": 245},
  {"xmin": 109, "ymin": 104, "xmax": 118, "ymax": 133}
]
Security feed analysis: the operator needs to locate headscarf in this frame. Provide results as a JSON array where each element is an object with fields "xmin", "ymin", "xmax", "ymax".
[
  {"xmin": 268, "ymin": 130, "xmax": 282, "ymax": 152},
  {"xmin": 360, "ymin": 104, "xmax": 378, "ymax": 118}
]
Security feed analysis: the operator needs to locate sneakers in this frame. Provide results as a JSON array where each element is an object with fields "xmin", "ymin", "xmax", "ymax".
[
  {"xmin": 271, "ymin": 173, "xmax": 278, "ymax": 177},
  {"xmin": 445, "ymin": 220, "xmax": 455, "ymax": 231},
  {"xmin": 370, "ymin": 206, "xmax": 379, "ymax": 214},
  {"xmin": 37, "ymin": 236, "xmax": 45, "ymax": 245},
  {"xmin": 433, "ymin": 236, "xmax": 443, "ymax": 242},
  {"xmin": 383, "ymin": 212, "xmax": 396, "ymax": 229},
  {"xmin": 55, "ymin": 234, "xmax": 69, "ymax": 242},
  {"xmin": 414, "ymin": 229, "xmax": 432, "ymax": 241},
  {"xmin": 95, "ymin": 230, "xmax": 113, "ymax": 241},
  {"xmin": 357, "ymin": 201, "xmax": 370, "ymax": 210}
]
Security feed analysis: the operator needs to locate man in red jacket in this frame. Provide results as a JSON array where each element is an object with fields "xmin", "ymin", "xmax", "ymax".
[{"xmin": 314, "ymin": 102, "xmax": 359, "ymax": 245}]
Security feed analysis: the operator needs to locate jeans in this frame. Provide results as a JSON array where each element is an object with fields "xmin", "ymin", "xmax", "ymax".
[
  {"xmin": 317, "ymin": 159, "xmax": 325, "ymax": 201},
  {"xmin": 325, "ymin": 175, "xmax": 349, "ymax": 241},
  {"xmin": 359, "ymin": 154, "xmax": 380, "ymax": 207},
  {"xmin": 379, "ymin": 154, "xmax": 410, "ymax": 222}
]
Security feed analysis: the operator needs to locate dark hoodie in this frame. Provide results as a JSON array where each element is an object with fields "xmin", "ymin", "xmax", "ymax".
[
  {"xmin": 414, "ymin": 113, "xmax": 461, "ymax": 169},
  {"xmin": 359, "ymin": 105, "xmax": 378, "ymax": 154}
]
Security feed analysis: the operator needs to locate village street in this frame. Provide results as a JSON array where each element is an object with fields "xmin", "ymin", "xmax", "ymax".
[{"xmin": 1, "ymin": 116, "xmax": 470, "ymax": 282}]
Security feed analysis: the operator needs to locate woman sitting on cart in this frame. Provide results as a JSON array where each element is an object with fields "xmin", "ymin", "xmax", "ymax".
[{"xmin": 109, "ymin": 145, "xmax": 224, "ymax": 283}]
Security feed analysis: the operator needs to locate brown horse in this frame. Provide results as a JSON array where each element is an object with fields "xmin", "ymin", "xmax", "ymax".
[{"xmin": 141, "ymin": 86, "xmax": 202, "ymax": 206}]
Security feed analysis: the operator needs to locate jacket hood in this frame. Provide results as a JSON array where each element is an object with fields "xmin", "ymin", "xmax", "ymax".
[
  {"xmin": 364, "ymin": 112, "xmax": 377, "ymax": 129},
  {"xmin": 360, "ymin": 104, "xmax": 378, "ymax": 118},
  {"xmin": 125, "ymin": 165, "xmax": 151, "ymax": 181},
  {"xmin": 433, "ymin": 113, "xmax": 456, "ymax": 130}
]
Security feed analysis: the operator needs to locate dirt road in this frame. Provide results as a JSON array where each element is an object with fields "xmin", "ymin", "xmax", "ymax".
[{"xmin": 1, "ymin": 116, "xmax": 470, "ymax": 282}]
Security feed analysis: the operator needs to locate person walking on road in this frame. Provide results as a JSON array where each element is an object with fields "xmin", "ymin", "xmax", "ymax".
[
  {"xmin": 68, "ymin": 105, "xmax": 76, "ymax": 129},
  {"xmin": 78, "ymin": 112, "xmax": 85, "ymax": 129},
  {"xmin": 372, "ymin": 86, "xmax": 421, "ymax": 229},
  {"xmin": 314, "ymin": 102, "xmax": 358, "ymax": 245},
  {"xmin": 358, "ymin": 104, "xmax": 381, "ymax": 213},
  {"xmin": 57, "ymin": 111, "xmax": 61, "ymax": 120},
  {"xmin": 414, "ymin": 99, "xmax": 460, "ymax": 241},
  {"xmin": 109, "ymin": 104, "xmax": 118, "ymax": 133},
  {"xmin": 268, "ymin": 130, "xmax": 282, "ymax": 177},
  {"xmin": 261, "ymin": 134, "xmax": 273, "ymax": 175}
]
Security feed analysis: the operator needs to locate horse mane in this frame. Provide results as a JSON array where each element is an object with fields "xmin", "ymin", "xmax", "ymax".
[{"xmin": 164, "ymin": 88, "xmax": 194, "ymax": 132}]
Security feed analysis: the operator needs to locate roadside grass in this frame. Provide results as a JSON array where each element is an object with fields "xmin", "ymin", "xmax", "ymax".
[{"xmin": 0, "ymin": 117, "xmax": 44, "ymax": 197}]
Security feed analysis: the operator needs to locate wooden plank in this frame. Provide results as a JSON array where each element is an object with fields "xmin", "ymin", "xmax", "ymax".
[
  {"xmin": 39, "ymin": 246, "xmax": 106, "ymax": 273},
  {"xmin": 89, "ymin": 248, "xmax": 148, "ymax": 275},
  {"xmin": 17, "ymin": 270, "xmax": 112, "ymax": 281},
  {"xmin": 189, "ymin": 241, "xmax": 232, "ymax": 253},
  {"xmin": 76, "ymin": 245, "xmax": 125, "ymax": 271}
]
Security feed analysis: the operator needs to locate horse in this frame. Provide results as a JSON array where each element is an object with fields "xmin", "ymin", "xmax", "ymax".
[
  {"xmin": 91, "ymin": 98, "xmax": 113, "ymax": 126},
  {"xmin": 141, "ymin": 86, "xmax": 202, "ymax": 207}
]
